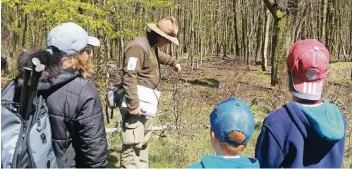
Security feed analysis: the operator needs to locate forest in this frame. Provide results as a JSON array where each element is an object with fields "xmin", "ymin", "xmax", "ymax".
[{"xmin": 1, "ymin": 0, "xmax": 352, "ymax": 167}]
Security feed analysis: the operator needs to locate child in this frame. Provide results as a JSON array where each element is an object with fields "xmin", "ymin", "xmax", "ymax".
[
  {"xmin": 255, "ymin": 39, "xmax": 346, "ymax": 167},
  {"xmin": 188, "ymin": 98, "xmax": 259, "ymax": 168}
]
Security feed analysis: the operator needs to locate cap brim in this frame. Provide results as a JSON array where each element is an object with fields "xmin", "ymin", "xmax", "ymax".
[
  {"xmin": 88, "ymin": 36, "xmax": 100, "ymax": 46},
  {"xmin": 289, "ymin": 73, "xmax": 324, "ymax": 100},
  {"xmin": 147, "ymin": 24, "xmax": 179, "ymax": 46}
]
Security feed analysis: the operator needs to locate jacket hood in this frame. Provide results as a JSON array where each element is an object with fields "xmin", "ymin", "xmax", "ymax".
[
  {"xmin": 286, "ymin": 100, "xmax": 345, "ymax": 141},
  {"xmin": 295, "ymin": 100, "xmax": 345, "ymax": 141},
  {"xmin": 199, "ymin": 155, "xmax": 259, "ymax": 168}
]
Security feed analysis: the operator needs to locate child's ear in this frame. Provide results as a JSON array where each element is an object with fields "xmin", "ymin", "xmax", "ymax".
[
  {"xmin": 211, "ymin": 130, "xmax": 221, "ymax": 144},
  {"xmin": 210, "ymin": 131, "xmax": 216, "ymax": 142}
]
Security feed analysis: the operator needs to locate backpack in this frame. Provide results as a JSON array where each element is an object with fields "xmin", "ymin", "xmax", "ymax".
[{"xmin": 1, "ymin": 59, "xmax": 74, "ymax": 168}]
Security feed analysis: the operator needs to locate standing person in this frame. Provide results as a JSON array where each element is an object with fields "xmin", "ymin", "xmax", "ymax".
[
  {"xmin": 187, "ymin": 98, "xmax": 259, "ymax": 168},
  {"xmin": 13, "ymin": 22, "xmax": 108, "ymax": 167},
  {"xmin": 255, "ymin": 39, "xmax": 346, "ymax": 167},
  {"xmin": 120, "ymin": 16, "xmax": 181, "ymax": 168}
]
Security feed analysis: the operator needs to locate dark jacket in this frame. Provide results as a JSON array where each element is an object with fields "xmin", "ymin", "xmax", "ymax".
[
  {"xmin": 15, "ymin": 55, "xmax": 108, "ymax": 168},
  {"xmin": 255, "ymin": 100, "xmax": 346, "ymax": 168}
]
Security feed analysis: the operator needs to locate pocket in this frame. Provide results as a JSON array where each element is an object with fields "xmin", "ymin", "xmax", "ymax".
[{"xmin": 121, "ymin": 116, "xmax": 145, "ymax": 145}]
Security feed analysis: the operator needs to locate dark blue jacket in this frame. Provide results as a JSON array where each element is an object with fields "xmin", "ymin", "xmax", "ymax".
[{"xmin": 255, "ymin": 100, "xmax": 346, "ymax": 168}]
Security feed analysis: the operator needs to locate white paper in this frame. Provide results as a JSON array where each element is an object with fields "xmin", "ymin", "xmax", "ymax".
[{"xmin": 121, "ymin": 85, "xmax": 161, "ymax": 117}]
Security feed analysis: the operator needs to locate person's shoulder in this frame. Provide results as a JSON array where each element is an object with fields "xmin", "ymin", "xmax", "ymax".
[
  {"xmin": 263, "ymin": 105, "xmax": 290, "ymax": 125},
  {"xmin": 261, "ymin": 102, "xmax": 296, "ymax": 137},
  {"xmin": 68, "ymin": 77, "xmax": 98, "ymax": 97},
  {"xmin": 126, "ymin": 36, "xmax": 149, "ymax": 52},
  {"xmin": 187, "ymin": 162, "xmax": 203, "ymax": 168}
]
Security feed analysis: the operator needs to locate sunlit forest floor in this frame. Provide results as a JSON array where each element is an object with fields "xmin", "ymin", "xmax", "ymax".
[{"xmin": 104, "ymin": 57, "xmax": 351, "ymax": 168}]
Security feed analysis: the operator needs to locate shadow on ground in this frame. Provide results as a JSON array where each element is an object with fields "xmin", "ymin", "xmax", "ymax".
[{"xmin": 187, "ymin": 78, "xmax": 220, "ymax": 88}]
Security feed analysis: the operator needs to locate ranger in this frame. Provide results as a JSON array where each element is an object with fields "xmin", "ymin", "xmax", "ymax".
[{"xmin": 120, "ymin": 16, "xmax": 181, "ymax": 168}]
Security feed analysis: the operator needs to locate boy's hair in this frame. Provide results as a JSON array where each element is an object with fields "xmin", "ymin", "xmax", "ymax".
[{"xmin": 216, "ymin": 130, "xmax": 247, "ymax": 155}]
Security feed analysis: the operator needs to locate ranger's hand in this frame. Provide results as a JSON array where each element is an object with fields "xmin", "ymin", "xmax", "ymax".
[
  {"xmin": 128, "ymin": 107, "xmax": 141, "ymax": 116},
  {"xmin": 173, "ymin": 64, "xmax": 181, "ymax": 73}
]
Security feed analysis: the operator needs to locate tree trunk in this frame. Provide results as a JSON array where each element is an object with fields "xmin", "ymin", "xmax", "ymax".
[
  {"xmin": 182, "ymin": 4, "xmax": 187, "ymax": 54},
  {"xmin": 241, "ymin": 0, "xmax": 247, "ymax": 61},
  {"xmin": 270, "ymin": 18, "xmax": 280, "ymax": 86},
  {"xmin": 350, "ymin": 5, "xmax": 352, "ymax": 60},
  {"xmin": 321, "ymin": 0, "xmax": 328, "ymax": 43},
  {"xmin": 223, "ymin": 0, "xmax": 228, "ymax": 57},
  {"xmin": 255, "ymin": 5, "xmax": 263, "ymax": 64},
  {"xmin": 190, "ymin": 0, "xmax": 195, "ymax": 69},
  {"xmin": 232, "ymin": 0, "xmax": 240, "ymax": 57},
  {"xmin": 262, "ymin": 9, "xmax": 270, "ymax": 71}
]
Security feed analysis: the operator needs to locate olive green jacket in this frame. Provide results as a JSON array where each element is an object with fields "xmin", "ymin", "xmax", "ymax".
[{"xmin": 122, "ymin": 36, "xmax": 178, "ymax": 109}]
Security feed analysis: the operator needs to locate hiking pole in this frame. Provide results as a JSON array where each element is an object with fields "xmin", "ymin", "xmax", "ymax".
[
  {"xmin": 18, "ymin": 67, "xmax": 31, "ymax": 115},
  {"xmin": 23, "ymin": 58, "xmax": 45, "ymax": 120}
]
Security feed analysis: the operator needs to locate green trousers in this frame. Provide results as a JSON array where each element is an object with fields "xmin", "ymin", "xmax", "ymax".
[{"xmin": 119, "ymin": 109, "xmax": 152, "ymax": 169}]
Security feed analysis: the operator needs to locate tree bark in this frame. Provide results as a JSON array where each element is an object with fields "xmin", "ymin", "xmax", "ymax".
[
  {"xmin": 255, "ymin": 4, "xmax": 263, "ymax": 64},
  {"xmin": 270, "ymin": 18, "xmax": 280, "ymax": 86},
  {"xmin": 232, "ymin": 0, "xmax": 240, "ymax": 57},
  {"xmin": 262, "ymin": 9, "xmax": 270, "ymax": 71},
  {"xmin": 321, "ymin": 0, "xmax": 328, "ymax": 43}
]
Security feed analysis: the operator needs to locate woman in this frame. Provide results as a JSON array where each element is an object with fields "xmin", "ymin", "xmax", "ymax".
[{"xmin": 15, "ymin": 22, "xmax": 108, "ymax": 168}]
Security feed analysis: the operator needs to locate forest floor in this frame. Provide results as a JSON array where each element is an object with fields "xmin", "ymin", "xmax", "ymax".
[{"xmin": 105, "ymin": 57, "xmax": 352, "ymax": 168}]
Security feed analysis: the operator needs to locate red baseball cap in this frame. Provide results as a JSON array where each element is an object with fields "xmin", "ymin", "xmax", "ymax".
[{"xmin": 287, "ymin": 39, "xmax": 329, "ymax": 100}]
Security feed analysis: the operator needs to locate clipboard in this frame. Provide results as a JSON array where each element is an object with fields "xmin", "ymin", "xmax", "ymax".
[{"xmin": 121, "ymin": 85, "xmax": 161, "ymax": 117}]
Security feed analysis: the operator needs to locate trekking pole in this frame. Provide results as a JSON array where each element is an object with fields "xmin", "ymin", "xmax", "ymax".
[
  {"xmin": 23, "ymin": 58, "xmax": 45, "ymax": 120},
  {"xmin": 18, "ymin": 67, "xmax": 31, "ymax": 115}
]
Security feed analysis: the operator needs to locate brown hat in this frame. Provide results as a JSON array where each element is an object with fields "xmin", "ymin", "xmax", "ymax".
[{"xmin": 147, "ymin": 16, "xmax": 179, "ymax": 46}]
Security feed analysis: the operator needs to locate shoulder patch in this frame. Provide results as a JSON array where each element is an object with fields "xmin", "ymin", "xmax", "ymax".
[{"xmin": 127, "ymin": 57, "xmax": 138, "ymax": 71}]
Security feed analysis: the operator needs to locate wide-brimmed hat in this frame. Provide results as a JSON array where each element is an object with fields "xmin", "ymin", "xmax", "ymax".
[{"xmin": 147, "ymin": 16, "xmax": 179, "ymax": 46}]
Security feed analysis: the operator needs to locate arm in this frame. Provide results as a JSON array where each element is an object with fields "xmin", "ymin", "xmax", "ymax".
[
  {"xmin": 74, "ymin": 82, "xmax": 108, "ymax": 168},
  {"xmin": 157, "ymin": 49, "xmax": 178, "ymax": 66},
  {"xmin": 122, "ymin": 45, "xmax": 144, "ymax": 109},
  {"xmin": 255, "ymin": 124, "xmax": 284, "ymax": 168}
]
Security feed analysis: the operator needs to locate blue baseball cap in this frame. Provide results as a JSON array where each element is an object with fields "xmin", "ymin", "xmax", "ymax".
[
  {"xmin": 210, "ymin": 98, "xmax": 255, "ymax": 145},
  {"xmin": 46, "ymin": 22, "xmax": 100, "ymax": 55}
]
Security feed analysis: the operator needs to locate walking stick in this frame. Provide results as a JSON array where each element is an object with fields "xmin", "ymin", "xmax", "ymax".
[{"xmin": 22, "ymin": 58, "xmax": 45, "ymax": 120}]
